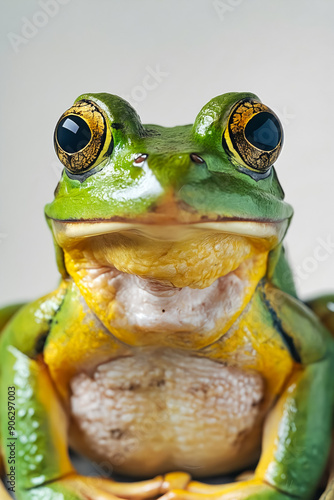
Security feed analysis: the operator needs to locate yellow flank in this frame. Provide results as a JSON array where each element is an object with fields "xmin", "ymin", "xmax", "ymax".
[
  {"xmin": 204, "ymin": 291, "xmax": 295, "ymax": 404},
  {"xmin": 35, "ymin": 358, "xmax": 74, "ymax": 477},
  {"xmin": 43, "ymin": 283, "xmax": 129, "ymax": 402},
  {"xmin": 255, "ymin": 368, "xmax": 303, "ymax": 481}
]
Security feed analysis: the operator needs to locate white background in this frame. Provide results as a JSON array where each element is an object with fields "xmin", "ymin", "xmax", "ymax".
[{"xmin": 0, "ymin": 0, "xmax": 333, "ymax": 306}]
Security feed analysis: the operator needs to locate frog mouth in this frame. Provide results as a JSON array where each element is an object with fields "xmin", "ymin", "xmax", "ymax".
[
  {"xmin": 49, "ymin": 217, "xmax": 288, "ymax": 290},
  {"xmin": 51, "ymin": 218, "xmax": 288, "ymax": 246}
]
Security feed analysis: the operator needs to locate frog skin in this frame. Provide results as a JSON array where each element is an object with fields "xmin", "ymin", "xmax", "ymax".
[{"xmin": 1, "ymin": 91, "xmax": 334, "ymax": 500}]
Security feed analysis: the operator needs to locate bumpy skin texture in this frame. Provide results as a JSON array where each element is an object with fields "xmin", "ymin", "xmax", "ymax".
[{"xmin": 0, "ymin": 92, "xmax": 334, "ymax": 500}]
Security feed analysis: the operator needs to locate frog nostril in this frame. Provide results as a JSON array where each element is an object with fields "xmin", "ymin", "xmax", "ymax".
[
  {"xmin": 190, "ymin": 153, "xmax": 204, "ymax": 164},
  {"xmin": 133, "ymin": 154, "xmax": 148, "ymax": 167}
]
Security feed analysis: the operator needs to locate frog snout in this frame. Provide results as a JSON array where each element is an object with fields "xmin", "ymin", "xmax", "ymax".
[
  {"xmin": 146, "ymin": 152, "xmax": 206, "ymax": 189},
  {"xmin": 142, "ymin": 152, "xmax": 207, "ymax": 218}
]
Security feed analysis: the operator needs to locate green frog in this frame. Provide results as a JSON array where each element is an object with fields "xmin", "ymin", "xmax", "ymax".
[{"xmin": 1, "ymin": 92, "xmax": 334, "ymax": 500}]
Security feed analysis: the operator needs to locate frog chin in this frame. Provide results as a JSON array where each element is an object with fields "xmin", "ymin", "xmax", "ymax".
[{"xmin": 62, "ymin": 249, "xmax": 269, "ymax": 348}]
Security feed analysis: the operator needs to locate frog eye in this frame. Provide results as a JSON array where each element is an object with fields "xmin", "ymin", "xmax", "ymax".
[
  {"xmin": 54, "ymin": 100, "xmax": 113, "ymax": 174},
  {"xmin": 223, "ymin": 99, "xmax": 283, "ymax": 172}
]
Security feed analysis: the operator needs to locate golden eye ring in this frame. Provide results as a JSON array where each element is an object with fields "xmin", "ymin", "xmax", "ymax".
[
  {"xmin": 223, "ymin": 99, "xmax": 283, "ymax": 172},
  {"xmin": 54, "ymin": 99, "xmax": 113, "ymax": 174}
]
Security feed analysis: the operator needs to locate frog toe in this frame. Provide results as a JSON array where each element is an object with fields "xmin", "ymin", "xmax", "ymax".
[
  {"xmin": 162, "ymin": 472, "xmax": 192, "ymax": 492},
  {"xmin": 158, "ymin": 479, "xmax": 297, "ymax": 500},
  {"xmin": 61, "ymin": 473, "xmax": 168, "ymax": 499},
  {"xmin": 21, "ymin": 473, "xmax": 171, "ymax": 500}
]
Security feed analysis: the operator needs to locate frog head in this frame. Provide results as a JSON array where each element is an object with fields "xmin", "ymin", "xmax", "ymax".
[{"xmin": 45, "ymin": 92, "xmax": 292, "ymax": 330}]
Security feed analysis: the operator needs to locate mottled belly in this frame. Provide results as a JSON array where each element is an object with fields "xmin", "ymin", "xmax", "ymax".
[{"xmin": 70, "ymin": 350, "xmax": 265, "ymax": 477}]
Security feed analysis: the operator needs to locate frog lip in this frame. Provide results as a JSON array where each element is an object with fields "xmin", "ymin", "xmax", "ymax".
[{"xmin": 49, "ymin": 217, "xmax": 289, "ymax": 243}]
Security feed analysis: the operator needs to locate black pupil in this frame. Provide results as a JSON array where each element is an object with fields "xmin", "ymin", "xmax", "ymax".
[
  {"xmin": 244, "ymin": 112, "xmax": 281, "ymax": 151},
  {"xmin": 56, "ymin": 115, "xmax": 91, "ymax": 153}
]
